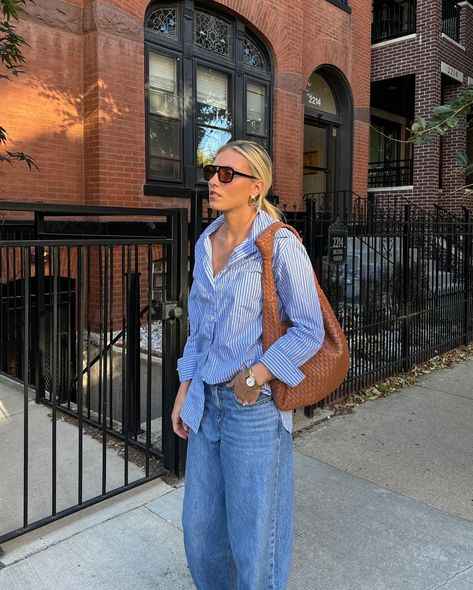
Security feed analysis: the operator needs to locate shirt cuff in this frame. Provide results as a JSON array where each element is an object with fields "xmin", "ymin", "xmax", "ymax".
[
  {"xmin": 259, "ymin": 347, "xmax": 305, "ymax": 387},
  {"xmin": 177, "ymin": 356, "xmax": 197, "ymax": 382}
]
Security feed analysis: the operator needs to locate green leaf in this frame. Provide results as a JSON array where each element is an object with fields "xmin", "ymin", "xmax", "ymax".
[
  {"xmin": 446, "ymin": 116, "xmax": 459, "ymax": 128},
  {"xmin": 433, "ymin": 105, "xmax": 453, "ymax": 115},
  {"xmin": 456, "ymin": 151, "xmax": 469, "ymax": 167}
]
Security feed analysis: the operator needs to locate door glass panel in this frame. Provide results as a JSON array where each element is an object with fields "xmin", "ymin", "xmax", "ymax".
[
  {"xmin": 369, "ymin": 119, "xmax": 400, "ymax": 163},
  {"xmin": 304, "ymin": 124, "xmax": 327, "ymax": 194}
]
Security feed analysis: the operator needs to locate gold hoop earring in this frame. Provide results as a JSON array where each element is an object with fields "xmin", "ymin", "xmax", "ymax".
[{"xmin": 249, "ymin": 195, "xmax": 258, "ymax": 208}]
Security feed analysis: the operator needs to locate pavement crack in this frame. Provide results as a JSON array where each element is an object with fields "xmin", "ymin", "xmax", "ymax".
[
  {"xmin": 425, "ymin": 563, "xmax": 473, "ymax": 589},
  {"xmin": 143, "ymin": 504, "xmax": 183, "ymax": 532},
  {"xmin": 417, "ymin": 384, "xmax": 473, "ymax": 402}
]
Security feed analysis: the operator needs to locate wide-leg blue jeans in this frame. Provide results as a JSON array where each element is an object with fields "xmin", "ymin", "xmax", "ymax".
[{"xmin": 182, "ymin": 383, "xmax": 294, "ymax": 590}]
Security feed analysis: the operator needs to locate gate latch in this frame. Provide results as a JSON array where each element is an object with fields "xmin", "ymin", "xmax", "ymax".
[{"xmin": 151, "ymin": 300, "xmax": 183, "ymax": 320}]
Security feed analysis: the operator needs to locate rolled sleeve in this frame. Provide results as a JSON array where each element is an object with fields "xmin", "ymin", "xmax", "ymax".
[
  {"xmin": 177, "ymin": 353, "xmax": 197, "ymax": 383},
  {"xmin": 259, "ymin": 229, "xmax": 325, "ymax": 386},
  {"xmin": 260, "ymin": 346, "xmax": 305, "ymax": 387}
]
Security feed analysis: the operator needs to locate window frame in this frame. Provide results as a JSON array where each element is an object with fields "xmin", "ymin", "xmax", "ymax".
[
  {"xmin": 325, "ymin": 0, "xmax": 351, "ymax": 14},
  {"xmin": 145, "ymin": 44, "xmax": 184, "ymax": 183},
  {"xmin": 144, "ymin": 1, "xmax": 273, "ymax": 194}
]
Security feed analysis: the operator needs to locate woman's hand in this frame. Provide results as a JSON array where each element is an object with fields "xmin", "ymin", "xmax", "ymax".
[
  {"xmin": 172, "ymin": 381, "xmax": 191, "ymax": 439},
  {"xmin": 227, "ymin": 363, "xmax": 271, "ymax": 405},
  {"xmin": 227, "ymin": 371, "xmax": 262, "ymax": 405}
]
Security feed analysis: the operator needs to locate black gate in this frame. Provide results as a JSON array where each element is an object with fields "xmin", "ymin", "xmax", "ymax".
[{"xmin": 0, "ymin": 202, "xmax": 188, "ymax": 544}]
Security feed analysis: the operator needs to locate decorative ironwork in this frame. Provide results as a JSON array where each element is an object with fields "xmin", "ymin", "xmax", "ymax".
[
  {"xmin": 244, "ymin": 36, "xmax": 266, "ymax": 70},
  {"xmin": 146, "ymin": 6, "xmax": 178, "ymax": 39},
  {"xmin": 194, "ymin": 10, "xmax": 231, "ymax": 56}
]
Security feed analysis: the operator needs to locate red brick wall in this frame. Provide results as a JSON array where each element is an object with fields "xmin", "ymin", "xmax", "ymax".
[
  {"xmin": 0, "ymin": 0, "xmax": 371, "ymax": 210},
  {"xmin": 0, "ymin": 16, "xmax": 84, "ymax": 204},
  {"xmin": 371, "ymin": 0, "xmax": 473, "ymax": 211}
]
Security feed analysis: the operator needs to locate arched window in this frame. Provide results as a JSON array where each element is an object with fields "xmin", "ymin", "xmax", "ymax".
[
  {"xmin": 144, "ymin": 2, "xmax": 273, "ymax": 192},
  {"xmin": 303, "ymin": 67, "xmax": 353, "ymax": 204},
  {"xmin": 304, "ymin": 72, "xmax": 338, "ymax": 115}
]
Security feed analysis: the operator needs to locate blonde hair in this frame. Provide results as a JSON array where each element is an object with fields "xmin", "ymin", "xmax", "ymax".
[{"xmin": 215, "ymin": 140, "xmax": 282, "ymax": 220}]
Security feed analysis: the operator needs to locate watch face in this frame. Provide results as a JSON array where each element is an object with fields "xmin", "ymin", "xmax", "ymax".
[{"xmin": 245, "ymin": 375, "xmax": 256, "ymax": 387}]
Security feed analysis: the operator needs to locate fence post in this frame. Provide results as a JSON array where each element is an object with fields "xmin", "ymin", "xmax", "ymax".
[
  {"xmin": 125, "ymin": 271, "xmax": 141, "ymax": 436},
  {"xmin": 401, "ymin": 204, "xmax": 411, "ymax": 372},
  {"xmin": 161, "ymin": 209, "xmax": 189, "ymax": 475},
  {"xmin": 34, "ymin": 212, "xmax": 46, "ymax": 403},
  {"xmin": 305, "ymin": 197, "xmax": 315, "ymax": 264},
  {"xmin": 463, "ymin": 207, "xmax": 471, "ymax": 345}
]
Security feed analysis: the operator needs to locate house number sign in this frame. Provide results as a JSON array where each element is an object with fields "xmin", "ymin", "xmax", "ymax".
[{"xmin": 328, "ymin": 220, "xmax": 348, "ymax": 265}]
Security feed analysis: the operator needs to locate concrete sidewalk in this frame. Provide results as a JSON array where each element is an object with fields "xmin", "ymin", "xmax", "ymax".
[{"xmin": 1, "ymin": 357, "xmax": 473, "ymax": 589}]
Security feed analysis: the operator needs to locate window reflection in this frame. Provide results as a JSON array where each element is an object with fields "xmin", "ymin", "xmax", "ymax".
[
  {"xmin": 196, "ymin": 67, "xmax": 233, "ymax": 167},
  {"xmin": 197, "ymin": 128, "xmax": 233, "ymax": 168}
]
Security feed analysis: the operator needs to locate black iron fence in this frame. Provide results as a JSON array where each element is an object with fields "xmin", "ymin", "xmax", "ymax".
[
  {"xmin": 442, "ymin": 0, "xmax": 460, "ymax": 42},
  {"xmin": 2, "ymin": 193, "xmax": 472, "ymax": 542},
  {"xmin": 0, "ymin": 202, "xmax": 188, "ymax": 544},
  {"xmin": 328, "ymin": 194, "xmax": 472, "ymax": 397},
  {"xmin": 191, "ymin": 190, "xmax": 473, "ymax": 414},
  {"xmin": 368, "ymin": 159, "xmax": 413, "ymax": 188},
  {"xmin": 372, "ymin": 0, "xmax": 416, "ymax": 44}
]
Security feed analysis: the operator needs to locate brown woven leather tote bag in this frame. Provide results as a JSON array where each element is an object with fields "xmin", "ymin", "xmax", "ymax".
[{"xmin": 255, "ymin": 222, "xmax": 350, "ymax": 411}]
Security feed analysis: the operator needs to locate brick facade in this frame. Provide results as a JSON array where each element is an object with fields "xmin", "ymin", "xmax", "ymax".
[
  {"xmin": 371, "ymin": 0, "xmax": 473, "ymax": 211},
  {"xmin": 0, "ymin": 0, "xmax": 371, "ymax": 211}
]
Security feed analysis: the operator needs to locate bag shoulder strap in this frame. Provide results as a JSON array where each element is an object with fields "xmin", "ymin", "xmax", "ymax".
[{"xmin": 254, "ymin": 221, "xmax": 302, "ymax": 261}]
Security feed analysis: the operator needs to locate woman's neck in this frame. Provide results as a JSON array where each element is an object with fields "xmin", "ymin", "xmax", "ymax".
[{"xmin": 220, "ymin": 209, "xmax": 257, "ymax": 242}]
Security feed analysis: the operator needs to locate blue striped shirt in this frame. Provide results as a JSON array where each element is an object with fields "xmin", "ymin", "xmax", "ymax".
[{"xmin": 177, "ymin": 210, "xmax": 325, "ymax": 433}]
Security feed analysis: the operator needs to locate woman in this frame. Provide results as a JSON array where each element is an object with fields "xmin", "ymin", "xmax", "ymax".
[{"xmin": 171, "ymin": 140, "xmax": 324, "ymax": 590}]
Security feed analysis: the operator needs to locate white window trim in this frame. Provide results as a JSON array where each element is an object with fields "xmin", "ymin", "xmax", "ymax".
[
  {"xmin": 371, "ymin": 33, "xmax": 416, "ymax": 49},
  {"xmin": 368, "ymin": 186, "xmax": 414, "ymax": 192},
  {"xmin": 440, "ymin": 33, "xmax": 466, "ymax": 51}
]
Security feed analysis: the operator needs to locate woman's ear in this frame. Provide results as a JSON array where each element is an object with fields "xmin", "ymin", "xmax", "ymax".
[{"xmin": 254, "ymin": 179, "xmax": 264, "ymax": 197}]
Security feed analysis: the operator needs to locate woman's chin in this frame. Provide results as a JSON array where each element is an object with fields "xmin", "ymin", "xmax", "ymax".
[{"xmin": 209, "ymin": 201, "xmax": 224, "ymax": 212}]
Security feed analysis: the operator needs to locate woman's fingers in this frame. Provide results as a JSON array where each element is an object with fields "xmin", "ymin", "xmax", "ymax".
[
  {"xmin": 172, "ymin": 412, "xmax": 189, "ymax": 439},
  {"xmin": 174, "ymin": 421, "xmax": 189, "ymax": 440}
]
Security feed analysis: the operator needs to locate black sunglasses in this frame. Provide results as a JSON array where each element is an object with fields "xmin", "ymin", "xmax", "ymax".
[{"xmin": 203, "ymin": 164, "xmax": 257, "ymax": 183}]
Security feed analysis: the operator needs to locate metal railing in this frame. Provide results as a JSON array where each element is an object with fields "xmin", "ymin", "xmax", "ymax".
[
  {"xmin": 0, "ymin": 202, "xmax": 188, "ymax": 543},
  {"xmin": 372, "ymin": 0, "xmax": 416, "ymax": 44},
  {"xmin": 368, "ymin": 159, "xmax": 413, "ymax": 188},
  {"xmin": 442, "ymin": 0, "xmax": 460, "ymax": 42},
  {"xmin": 324, "ymin": 194, "xmax": 471, "ymax": 392},
  {"xmin": 189, "ymin": 190, "xmax": 473, "ymax": 414}
]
